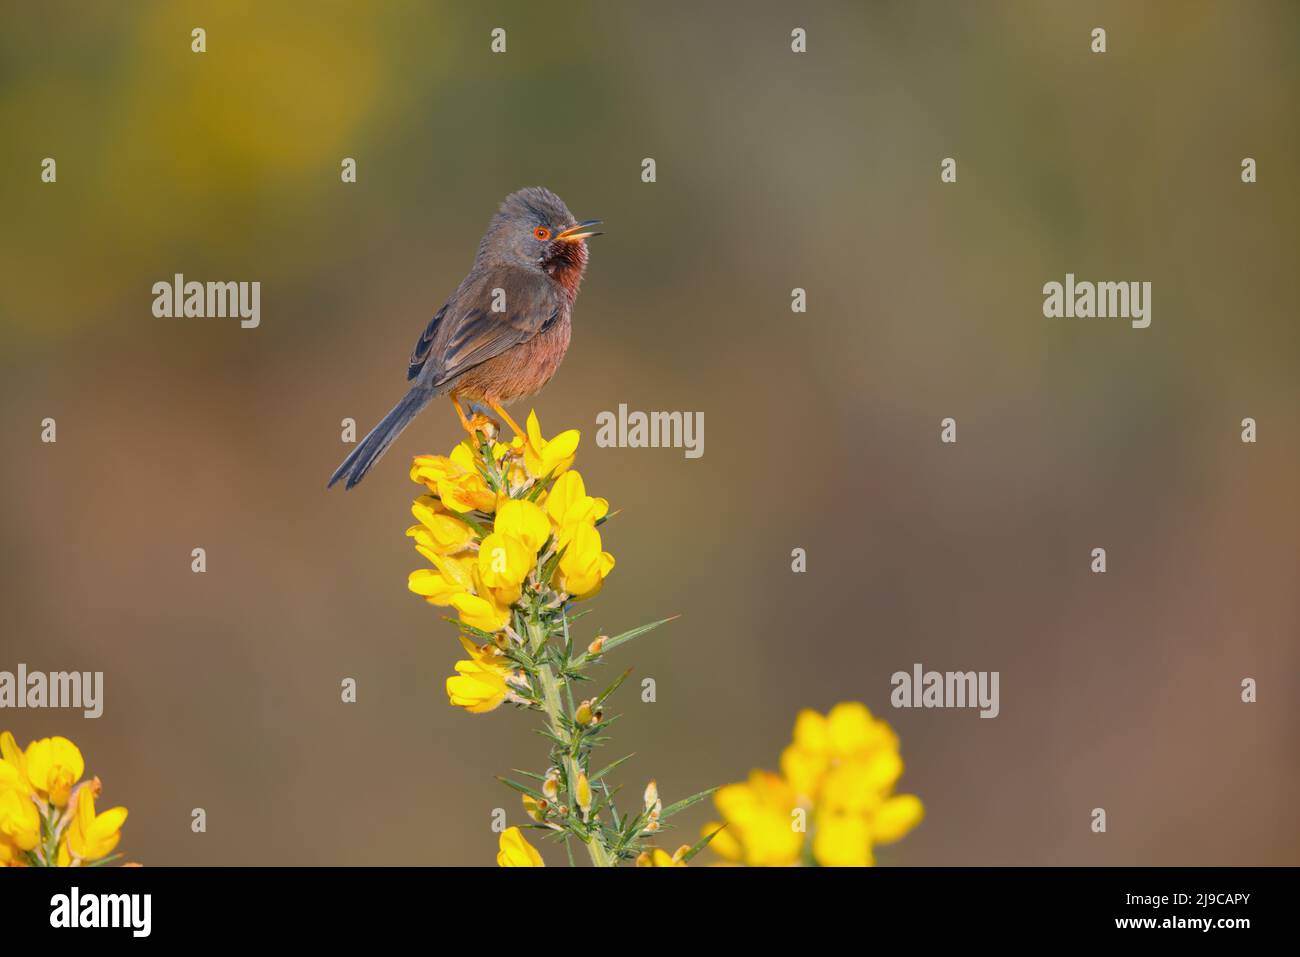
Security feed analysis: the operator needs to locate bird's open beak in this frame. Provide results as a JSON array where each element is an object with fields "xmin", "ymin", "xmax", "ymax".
[{"xmin": 556, "ymin": 219, "xmax": 603, "ymax": 242}]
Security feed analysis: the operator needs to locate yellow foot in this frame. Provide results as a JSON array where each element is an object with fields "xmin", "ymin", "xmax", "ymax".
[
  {"xmin": 451, "ymin": 395, "xmax": 473, "ymax": 433},
  {"xmin": 489, "ymin": 401, "xmax": 526, "ymax": 438},
  {"xmin": 452, "ymin": 396, "xmax": 496, "ymax": 441},
  {"xmin": 467, "ymin": 413, "xmax": 497, "ymax": 442}
]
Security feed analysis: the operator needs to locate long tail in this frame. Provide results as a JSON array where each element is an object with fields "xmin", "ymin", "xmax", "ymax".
[{"xmin": 328, "ymin": 387, "xmax": 435, "ymax": 490}]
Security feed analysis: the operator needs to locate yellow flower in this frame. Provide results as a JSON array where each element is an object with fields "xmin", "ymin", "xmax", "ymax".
[
  {"xmin": 780, "ymin": 702, "xmax": 901, "ymax": 802},
  {"xmin": 555, "ymin": 521, "xmax": 615, "ymax": 599},
  {"xmin": 538, "ymin": 470, "xmax": 613, "ymax": 598},
  {"xmin": 0, "ymin": 731, "xmax": 31, "ymax": 795},
  {"xmin": 783, "ymin": 704, "xmax": 923, "ymax": 866},
  {"xmin": 521, "ymin": 410, "xmax": 579, "ymax": 479},
  {"xmin": 406, "ymin": 496, "xmax": 475, "ymax": 555},
  {"xmin": 445, "ymin": 636, "xmax": 513, "ymax": 714},
  {"xmin": 812, "ymin": 811, "xmax": 873, "ymax": 867},
  {"xmin": 493, "ymin": 499, "xmax": 550, "ymax": 554},
  {"xmin": 477, "ymin": 531, "xmax": 535, "ymax": 590},
  {"xmin": 496, "ymin": 826, "xmax": 544, "ymax": 866},
  {"xmin": 636, "ymin": 845, "xmax": 690, "ymax": 867},
  {"xmin": 412, "ymin": 444, "xmax": 497, "ymax": 514},
  {"xmin": 711, "ymin": 704, "xmax": 924, "ymax": 867},
  {"xmin": 704, "ymin": 771, "xmax": 803, "ymax": 867},
  {"xmin": 411, "ymin": 545, "xmax": 518, "ymax": 631},
  {"xmin": 57, "ymin": 782, "xmax": 127, "ymax": 865},
  {"xmin": 410, "ymin": 453, "xmax": 461, "ymax": 490},
  {"xmin": 869, "ymin": 793, "xmax": 926, "ymax": 844},
  {"xmin": 818, "ymin": 757, "xmax": 903, "ymax": 816},
  {"xmin": 408, "ymin": 552, "xmax": 475, "ymax": 606},
  {"xmin": 544, "ymin": 470, "xmax": 609, "ymax": 548},
  {"xmin": 410, "ymin": 447, "xmax": 480, "ymax": 494},
  {"xmin": 449, "ymin": 588, "xmax": 513, "ymax": 633},
  {"xmin": 438, "ymin": 472, "xmax": 496, "ymax": 515},
  {"xmin": 0, "ymin": 758, "xmax": 24, "ymax": 795},
  {"xmin": 0, "ymin": 778, "xmax": 40, "ymax": 864},
  {"xmin": 24, "ymin": 736, "xmax": 84, "ymax": 807}
]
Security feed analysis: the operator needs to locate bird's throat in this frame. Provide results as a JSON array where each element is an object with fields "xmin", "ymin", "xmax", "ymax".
[{"xmin": 545, "ymin": 241, "xmax": 588, "ymax": 304}]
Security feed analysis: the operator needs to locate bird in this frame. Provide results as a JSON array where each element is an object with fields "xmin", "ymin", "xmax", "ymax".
[{"xmin": 328, "ymin": 187, "xmax": 601, "ymax": 490}]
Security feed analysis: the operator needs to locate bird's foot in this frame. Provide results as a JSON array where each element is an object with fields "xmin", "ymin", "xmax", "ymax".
[
  {"xmin": 451, "ymin": 395, "xmax": 496, "ymax": 442},
  {"xmin": 466, "ymin": 413, "xmax": 498, "ymax": 443},
  {"xmin": 488, "ymin": 401, "xmax": 526, "ymax": 439}
]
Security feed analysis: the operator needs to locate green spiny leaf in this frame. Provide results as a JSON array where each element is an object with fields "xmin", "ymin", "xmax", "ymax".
[
  {"xmin": 602, "ymin": 616, "xmax": 677, "ymax": 654},
  {"xmin": 679, "ymin": 825, "xmax": 727, "ymax": 864},
  {"xmin": 590, "ymin": 753, "xmax": 635, "ymax": 784},
  {"xmin": 533, "ymin": 728, "xmax": 569, "ymax": 749},
  {"xmin": 445, "ymin": 618, "xmax": 501, "ymax": 643},
  {"xmin": 660, "ymin": 786, "xmax": 720, "ymax": 821},
  {"xmin": 600, "ymin": 781, "xmax": 623, "ymax": 831},
  {"xmin": 496, "ymin": 776, "xmax": 544, "ymax": 800},
  {"xmin": 594, "ymin": 667, "xmax": 633, "ymax": 706},
  {"xmin": 569, "ymin": 616, "xmax": 678, "ymax": 669}
]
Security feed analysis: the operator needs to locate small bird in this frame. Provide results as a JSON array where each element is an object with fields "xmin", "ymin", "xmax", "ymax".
[{"xmin": 329, "ymin": 187, "xmax": 601, "ymax": 489}]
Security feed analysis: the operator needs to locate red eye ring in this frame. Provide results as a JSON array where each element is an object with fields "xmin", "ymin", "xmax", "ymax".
[{"xmin": 533, "ymin": 226, "xmax": 552, "ymax": 241}]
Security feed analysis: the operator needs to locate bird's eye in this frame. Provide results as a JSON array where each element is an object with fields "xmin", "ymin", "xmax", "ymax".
[{"xmin": 533, "ymin": 226, "xmax": 552, "ymax": 241}]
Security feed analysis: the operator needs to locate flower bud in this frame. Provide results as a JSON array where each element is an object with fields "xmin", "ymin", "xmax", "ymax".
[
  {"xmin": 523, "ymin": 794, "xmax": 548, "ymax": 823},
  {"xmin": 575, "ymin": 773, "xmax": 593, "ymax": 820},
  {"xmin": 587, "ymin": 636, "xmax": 606, "ymax": 656},
  {"xmin": 542, "ymin": 768, "xmax": 561, "ymax": 803},
  {"xmin": 643, "ymin": 780, "xmax": 659, "ymax": 811},
  {"xmin": 574, "ymin": 700, "xmax": 594, "ymax": 726}
]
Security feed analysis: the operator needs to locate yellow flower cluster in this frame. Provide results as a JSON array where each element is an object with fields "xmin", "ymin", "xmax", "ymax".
[
  {"xmin": 405, "ymin": 411, "xmax": 615, "ymax": 714},
  {"xmin": 409, "ymin": 410, "xmax": 712, "ymax": 867},
  {"xmin": 705, "ymin": 703, "xmax": 923, "ymax": 867},
  {"xmin": 0, "ymin": 732, "xmax": 128, "ymax": 867}
]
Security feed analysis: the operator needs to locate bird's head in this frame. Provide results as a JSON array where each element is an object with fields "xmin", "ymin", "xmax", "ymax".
[{"xmin": 481, "ymin": 187, "xmax": 601, "ymax": 294}]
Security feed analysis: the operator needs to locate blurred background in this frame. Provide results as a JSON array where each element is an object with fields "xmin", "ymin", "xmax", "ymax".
[{"xmin": 1, "ymin": 0, "xmax": 1297, "ymax": 865}]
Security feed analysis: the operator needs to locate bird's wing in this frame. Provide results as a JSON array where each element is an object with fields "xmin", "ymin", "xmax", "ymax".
[
  {"xmin": 418, "ymin": 266, "xmax": 563, "ymax": 389},
  {"xmin": 407, "ymin": 302, "xmax": 449, "ymax": 381}
]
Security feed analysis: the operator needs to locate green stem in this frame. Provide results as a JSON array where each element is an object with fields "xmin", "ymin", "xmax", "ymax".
[{"xmin": 529, "ymin": 618, "xmax": 613, "ymax": 868}]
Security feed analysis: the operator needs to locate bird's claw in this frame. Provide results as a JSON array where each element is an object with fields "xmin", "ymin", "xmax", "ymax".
[{"xmin": 465, "ymin": 413, "xmax": 498, "ymax": 443}]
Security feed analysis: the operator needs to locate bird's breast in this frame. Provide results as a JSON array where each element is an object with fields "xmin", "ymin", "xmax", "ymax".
[{"xmin": 456, "ymin": 310, "xmax": 572, "ymax": 404}]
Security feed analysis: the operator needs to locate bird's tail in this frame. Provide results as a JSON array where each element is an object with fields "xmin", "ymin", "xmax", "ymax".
[{"xmin": 328, "ymin": 387, "xmax": 435, "ymax": 490}]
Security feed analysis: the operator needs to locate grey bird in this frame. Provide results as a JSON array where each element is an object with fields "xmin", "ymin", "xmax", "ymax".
[{"xmin": 328, "ymin": 187, "xmax": 601, "ymax": 489}]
